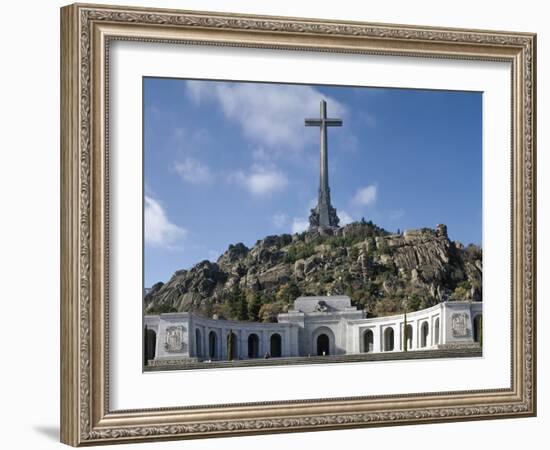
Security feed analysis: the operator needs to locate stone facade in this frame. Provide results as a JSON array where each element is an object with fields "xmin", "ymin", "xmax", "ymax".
[{"xmin": 144, "ymin": 296, "xmax": 482, "ymax": 363}]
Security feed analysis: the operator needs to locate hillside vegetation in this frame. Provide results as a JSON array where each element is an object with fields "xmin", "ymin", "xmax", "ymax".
[{"xmin": 144, "ymin": 221, "xmax": 482, "ymax": 321}]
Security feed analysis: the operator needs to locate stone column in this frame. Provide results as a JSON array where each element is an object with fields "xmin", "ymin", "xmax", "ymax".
[
  {"xmin": 203, "ymin": 326, "xmax": 208, "ymax": 359},
  {"xmin": 220, "ymin": 327, "xmax": 227, "ymax": 360},
  {"xmin": 285, "ymin": 329, "xmax": 291, "ymax": 357},
  {"xmin": 441, "ymin": 303, "xmax": 448, "ymax": 345},
  {"xmin": 411, "ymin": 320, "xmax": 417, "ymax": 350},
  {"xmin": 241, "ymin": 330, "xmax": 247, "ymax": 359},
  {"xmin": 261, "ymin": 330, "xmax": 267, "ymax": 357},
  {"xmin": 375, "ymin": 325, "xmax": 382, "ymax": 352}
]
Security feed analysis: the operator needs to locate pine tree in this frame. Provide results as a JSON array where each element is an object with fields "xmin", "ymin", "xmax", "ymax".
[
  {"xmin": 248, "ymin": 292, "xmax": 263, "ymax": 321},
  {"xmin": 237, "ymin": 291, "xmax": 248, "ymax": 321},
  {"xmin": 403, "ymin": 312, "xmax": 408, "ymax": 352},
  {"xmin": 229, "ymin": 285, "xmax": 248, "ymax": 320},
  {"xmin": 227, "ymin": 330, "xmax": 234, "ymax": 361}
]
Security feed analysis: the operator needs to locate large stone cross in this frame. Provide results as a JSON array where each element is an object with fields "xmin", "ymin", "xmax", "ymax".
[{"xmin": 305, "ymin": 100, "xmax": 342, "ymax": 228}]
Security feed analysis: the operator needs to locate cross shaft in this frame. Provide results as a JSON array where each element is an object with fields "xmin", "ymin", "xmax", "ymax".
[{"xmin": 305, "ymin": 100, "xmax": 343, "ymax": 228}]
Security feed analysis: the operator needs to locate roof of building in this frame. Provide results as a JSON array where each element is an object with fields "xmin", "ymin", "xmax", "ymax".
[{"xmin": 293, "ymin": 295, "xmax": 352, "ymax": 313}]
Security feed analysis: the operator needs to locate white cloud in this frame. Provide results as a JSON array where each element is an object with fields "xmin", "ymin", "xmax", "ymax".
[
  {"xmin": 338, "ymin": 210, "xmax": 354, "ymax": 225},
  {"xmin": 271, "ymin": 212, "xmax": 288, "ymax": 228},
  {"xmin": 186, "ymin": 81, "xmax": 347, "ymax": 154},
  {"xmin": 352, "ymin": 185, "xmax": 377, "ymax": 206},
  {"xmin": 144, "ymin": 196, "xmax": 186, "ymax": 247},
  {"xmin": 231, "ymin": 165, "xmax": 288, "ymax": 196},
  {"xmin": 172, "ymin": 127, "xmax": 212, "ymax": 154},
  {"xmin": 291, "ymin": 217, "xmax": 309, "ymax": 234},
  {"xmin": 174, "ymin": 158, "xmax": 214, "ymax": 184},
  {"xmin": 252, "ymin": 147, "xmax": 271, "ymax": 161}
]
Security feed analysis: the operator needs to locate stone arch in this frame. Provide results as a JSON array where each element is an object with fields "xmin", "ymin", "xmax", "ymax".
[
  {"xmin": 144, "ymin": 327, "xmax": 156, "ymax": 364},
  {"xmin": 473, "ymin": 314, "xmax": 483, "ymax": 343},
  {"xmin": 362, "ymin": 329, "xmax": 374, "ymax": 353},
  {"xmin": 311, "ymin": 327, "xmax": 336, "ymax": 356},
  {"xmin": 421, "ymin": 321, "xmax": 429, "ymax": 348},
  {"xmin": 317, "ymin": 334, "xmax": 330, "ymax": 356},
  {"xmin": 434, "ymin": 317, "xmax": 440, "ymax": 345},
  {"xmin": 208, "ymin": 330, "xmax": 218, "ymax": 359},
  {"xmin": 195, "ymin": 328, "xmax": 202, "ymax": 358},
  {"xmin": 248, "ymin": 333, "xmax": 260, "ymax": 359},
  {"xmin": 383, "ymin": 327, "xmax": 394, "ymax": 351},
  {"xmin": 270, "ymin": 333, "xmax": 282, "ymax": 358},
  {"xmin": 405, "ymin": 324, "xmax": 413, "ymax": 350}
]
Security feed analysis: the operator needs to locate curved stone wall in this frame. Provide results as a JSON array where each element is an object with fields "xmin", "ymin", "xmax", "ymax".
[{"xmin": 144, "ymin": 300, "xmax": 482, "ymax": 363}]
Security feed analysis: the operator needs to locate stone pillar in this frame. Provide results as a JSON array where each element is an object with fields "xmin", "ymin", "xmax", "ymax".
[
  {"xmin": 203, "ymin": 326, "xmax": 208, "ymax": 359},
  {"xmin": 243, "ymin": 330, "xmax": 247, "ymax": 358},
  {"xmin": 425, "ymin": 322, "xmax": 430, "ymax": 348},
  {"xmin": 261, "ymin": 330, "xmax": 268, "ymax": 357},
  {"xmin": 220, "ymin": 327, "xmax": 227, "ymax": 360},
  {"xmin": 241, "ymin": 330, "xmax": 247, "ymax": 359},
  {"xmin": 375, "ymin": 325, "xmax": 382, "ymax": 353},
  {"xmin": 441, "ymin": 305, "xmax": 448, "ymax": 345},
  {"xmin": 237, "ymin": 329, "xmax": 243, "ymax": 359}
]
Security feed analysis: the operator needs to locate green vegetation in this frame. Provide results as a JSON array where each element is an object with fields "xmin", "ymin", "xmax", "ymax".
[
  {"xmin": 275, "ymin": 281, "xmax": 301, "ymax": 304},
  {"xmin": 283, "ymin": 242, "xmax": 316, "ymax": 263},
  {"xmin": 407, "ymin": 294, "xmax": 422, "ymax": 311},
  {"xmin": 258, "ymin": 302, "xmax": 286, "ymax": 323},
  {"xmin": 450, "ymin": 280, "xmax": 472, "ymax": 300},
  {"xmin": 146, "ymin": 305, "xmax": 177, "ymax": 314},
  {"xmin": 145, "ymin": 219, "xmax": 482, "ymax": 322},
  {"xmin": 228, "ymin": 285, "xmax": 248, "ymax": 321},
  {"xmin": 282, "ymin": 221, "xmax": 389, "ymax": 264},
  {"xmin": 247, "ymin": 291, "xmax": 263, "ymax": 322}
]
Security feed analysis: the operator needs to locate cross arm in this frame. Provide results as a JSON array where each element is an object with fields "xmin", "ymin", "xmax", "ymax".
[
  {"xmin": 304, "ymin": 118, "xmax": 343, "ymax": 127},
  {"xmin": 305, "ymin": 119, "xmax": 322, "ymax": 126}
]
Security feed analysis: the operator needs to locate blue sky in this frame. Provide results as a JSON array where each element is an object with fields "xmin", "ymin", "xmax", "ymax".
[{"xmin": 144, "ymin": 78, "xmax": 482, "ymax": 287}]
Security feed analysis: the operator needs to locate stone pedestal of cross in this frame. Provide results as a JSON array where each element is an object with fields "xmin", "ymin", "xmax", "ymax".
[{"xmin": 305, "ymin": 100, "xmax": 342, "ymax": 229}]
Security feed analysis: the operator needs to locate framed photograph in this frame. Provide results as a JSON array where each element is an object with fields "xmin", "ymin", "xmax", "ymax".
[{"xmin": 60, "ymin": 3, "xmax": 536, "ymax": 446}]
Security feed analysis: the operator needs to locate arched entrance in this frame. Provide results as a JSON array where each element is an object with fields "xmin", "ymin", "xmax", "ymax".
[
  {"xmin": 227, "ymin": 331, "xmax": 238, "ymax": 360},
  {"xmin": 317, "ymin": 334, "xmax": 330, "ymax": 356},
  {"xmin": 208, "ymin": 331, "xmax": 218, "ymax": 359},
  {"xmin": 383, "ymin": 327, "xmax": 394, "ymax": 351},
  {"xmin": 144, "ymin": 327, "xmax": 156, "ymax": 364},
  {"xmin": 421, "ymin": 322, "xmax": 429, "ymax": 348},
  {"xmin": 473, "ymin": 314, "xmax": 483, "ymax": 343},
  {"xmin": 195, "ymin": 328, "xmax": 202, "ymax": 358},
  {"xmin": 248, "ymin": 333, "xmax": 260, "ymax": 359},
  {"xmin": 404, "ymin": 324, "xmax": 413, "ymax": 350},
  {"xmin": 311, "ymin": 327, "xmax": 336, "ymax": 356},
  {"xmin": 362, "ymin": 329, "xmax": 374, "ymax": 353},
  {"xmin": 434, "ymin": 318, "xmax": 440, "ymax": 345},
  {"xmin": 270, "ymin": 333, "xmax": 282, "ymax": 357}
]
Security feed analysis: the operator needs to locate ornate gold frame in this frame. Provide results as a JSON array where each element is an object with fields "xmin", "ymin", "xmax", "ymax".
[{"xmin": 60, "ymin": 3, "xmax": 536, "ymax": 446}]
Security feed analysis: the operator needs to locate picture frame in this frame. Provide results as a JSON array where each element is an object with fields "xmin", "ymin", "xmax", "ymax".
[{"xmin": 60, "ymin": 2, "xmax": 536, "ymax": 446}]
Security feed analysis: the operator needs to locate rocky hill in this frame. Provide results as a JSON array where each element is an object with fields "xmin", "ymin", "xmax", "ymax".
[{"xmin": 144, "ymin": 221, "xmax": 482, "ymax": 321}]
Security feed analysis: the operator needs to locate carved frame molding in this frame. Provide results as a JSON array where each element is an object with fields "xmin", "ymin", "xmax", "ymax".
[{"xmin": 60, "ymin": 3, "xmax": 536, "ymax": 446}]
